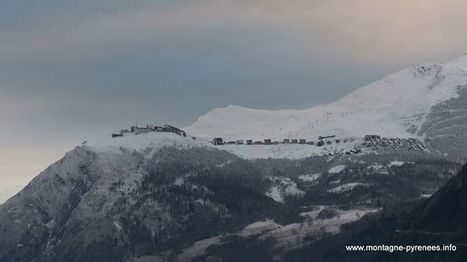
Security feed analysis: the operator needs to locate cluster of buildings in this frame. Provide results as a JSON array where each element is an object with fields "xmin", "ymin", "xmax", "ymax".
[
  {"xmin": 110, "ymin": 125, "xmax": 426, "ymax": 155},
  {"xmin": 112, "ymin": 124, "xmax": 187, "ymax": 137},
  {"xmin": 212, "ymin": 135, "xmax": 351, "ymax": 147},
  {"xmin": 211, "ymin": 134, "xmax": 426, "ymax": 155}
]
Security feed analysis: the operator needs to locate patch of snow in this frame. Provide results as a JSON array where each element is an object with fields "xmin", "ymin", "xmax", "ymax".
[
  {"xmin": 420, "ymin": 193, "xmax": 432, "ymax": 198},
  {"xmin": 174, "ymin": 177, "xmax": 185, "ymax": 186},
  {"xmin": 300, "ymin": 206, "xmax": 326, "ymax": 219},
  {"xmin": 266, "ymin": 177, "xmax": 304, "ymax": 203},
  {"xmin": 327, "ymin": 183, "xmax": 369, "ymax": 193},
  {"xmin": 194, "ymin": 199, "xmax": 207, "ymax": 205},
  {"xmin": 179, "ymin": 219, "xmax": 281, "ymax": 261},
  {"xmin": 328, "ymin": 165, "xmax": 346, "ymax": 174},
  {"xmin": 266, "ymin": 186, "xmax": 284, "ymax": 203},
  {"xmin": 329, "ymin": 179, "xmax": 341, "ymax": 185},
  {"xmin": 240, "ymin": 219, "xmax": 282, "ymax": 236},
  {"xmin": 284, "ymin": 185, "xmax": 304, "ymax": 196},
  {"xmin": 388, "ymin": 160, "xmax": 406, "ymax": 167},
  {"xmin": 46, "ymin": 219, "xmax": 55, "ymax": 229},
  {"xmin": 298, "ymin": 173, "xmax": 321, "ymax": 182},
  {"xmin": 244, "ymin": 219, "xmax": 276, "ymax": 230},
  {"xmin": 179, "ymin": 207, "xmax": 380, "ymax": 259},
  {"xmin": 265, "ymin": 207, "xmax": 380, "ymax": 249},
  {"xmin": 216, "ymin": 160, "xmax": 233, "ymax": 167},
  {"xmin": 367, "ymin": 164, "xmax": 390, "ymax": 175},
  {"xmin": 179, "ymin": 236, "xmax": 223, "ymax": 262},
  {"xmin": 113, "ymin": 221, "xmax": 122, "ymax": 232}
]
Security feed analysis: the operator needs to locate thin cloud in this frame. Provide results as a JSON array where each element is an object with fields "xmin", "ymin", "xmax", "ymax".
[{"xmin": 1, "ymin": 0, "xmax": 466, "ymax": 64}]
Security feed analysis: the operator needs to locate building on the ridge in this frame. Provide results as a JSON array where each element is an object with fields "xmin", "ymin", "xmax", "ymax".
[
  {"xmin": 162, "ymin": 125, "xmax": 186, "ymax": 136},
  {"xmin": 163, "ymin": 124, "xmax": 178, "ymax": 133},
  {"xmin": 291, "ymin": 139, "xmax": 298, "ymax": 144},
  {"xmin": 154, "ymin": 126, "xmax": 164, "ymax": 132},
  {"xmin": 213, "ymin": 137, "xmax": 224, "ymax": 145},
  {"xmin": 299, "ymin": 139, "xmax": 306, "ymax": 144},
  {"xmin": 134, "ymin": 126, "xmax": 154, "ymax": 135},
  {"xmin": 264, "ymin": 139, "xmax": 272, "ymax": 145},
  {"xmin": 246, "ymin": 139, "xmax": 253, "ymax": 145},
  {"xmin": 364, "ymin": 135, "xmax": 381, "ymax": 141},
  {"xmin": 123, "ymin": 123, "xmax": 187, "ymax": 137}
]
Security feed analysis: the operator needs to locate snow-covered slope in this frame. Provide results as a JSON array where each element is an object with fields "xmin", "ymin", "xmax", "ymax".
[
  {"xmin": 186, "ymin": 55, "xmax": 467, "ymax": 141},
  {"xmin": 86, "ymin": 132, "xmax": 211, "ymax": 154},
  {"xmin": 0, "ymin": 124, "xmax": 460, "ymax": 261}
]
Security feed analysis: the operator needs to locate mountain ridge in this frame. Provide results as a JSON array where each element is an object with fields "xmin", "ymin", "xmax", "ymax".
[
  {"xmin": 186, "ymin": 55, "xmax": 467, "ymax": 144},
  {"xmin": 2, "ymin": 55, "xmax": 467, "ymax": 262}
]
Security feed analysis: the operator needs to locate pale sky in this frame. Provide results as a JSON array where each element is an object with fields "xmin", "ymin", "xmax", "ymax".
[{"xmin": 1, "ymin": 0, "xmax": 467, "ymax": 202}]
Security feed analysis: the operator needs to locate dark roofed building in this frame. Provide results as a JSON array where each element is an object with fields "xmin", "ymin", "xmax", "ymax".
[
  {"xmin": 213, "ymin": 137, "xmax": 224, "ymax": 145},
  {"xmin": 364, "ymin": 135, "xmax": 381, "ymax": 141}
]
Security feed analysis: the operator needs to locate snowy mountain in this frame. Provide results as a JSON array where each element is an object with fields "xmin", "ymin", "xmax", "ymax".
[
  {"xmin": 2, "ymin": 56, "xmax": 467, "ymax": 262},
  {"xmin": 186, "ymin": 55, "xmax": 467, "ymax": 147},
  {"xmin": 0, "ymin": 131, "xmax": 460, "ymax": 262}
]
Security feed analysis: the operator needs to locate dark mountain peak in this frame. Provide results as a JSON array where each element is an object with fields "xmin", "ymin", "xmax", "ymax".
[{"xmin": 405, "ymin": 163, "xmax": 467, "ymax": 233}]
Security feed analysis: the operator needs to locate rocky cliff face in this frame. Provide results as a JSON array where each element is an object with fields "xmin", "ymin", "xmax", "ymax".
[{"xmin": 0, "ymin": 147, "xmax": 99, "ymax": 261}]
